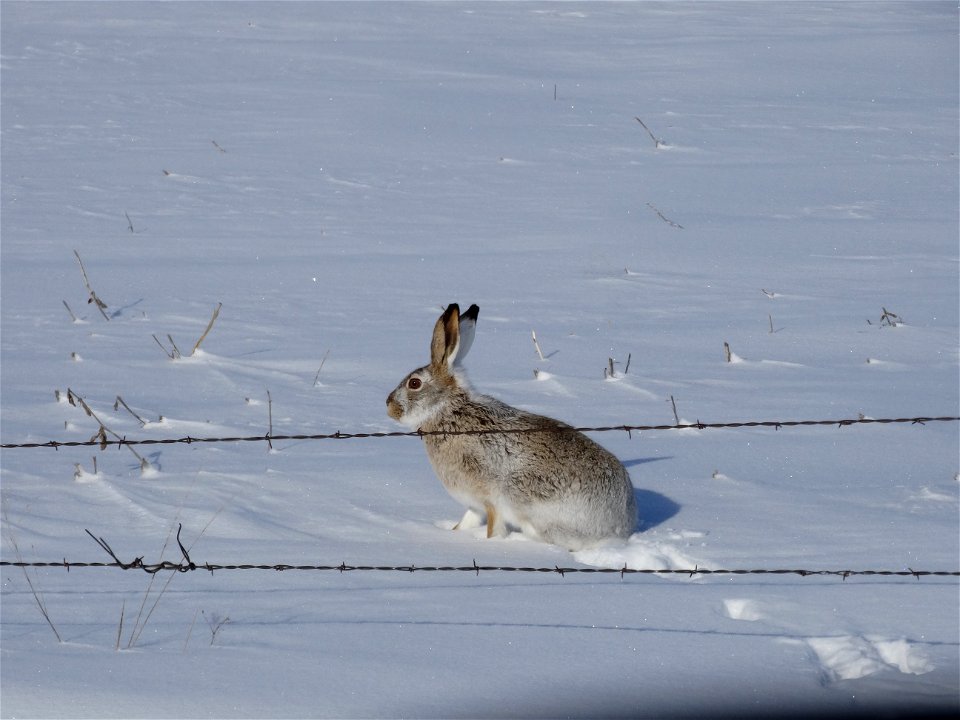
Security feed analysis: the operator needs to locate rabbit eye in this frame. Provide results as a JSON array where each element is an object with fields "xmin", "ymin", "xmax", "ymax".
[{"xmin": 407, "ymin": 377, "xmax": 423, "ymax": 390}]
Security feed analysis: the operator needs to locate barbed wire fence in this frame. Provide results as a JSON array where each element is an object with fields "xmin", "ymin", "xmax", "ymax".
[
  {"xmin": 0, "ymin": 526, "xmax": 955, "ymax": 580},
  {"xmin": 3, "ymin": 414, "xmax": 958, "ymax": 450},
  {"xmin": 2, "ymin": 415, "xmax": 958, "ymax": 581}
]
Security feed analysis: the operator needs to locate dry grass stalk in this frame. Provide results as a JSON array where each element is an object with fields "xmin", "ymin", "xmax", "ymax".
[
  {"xmin": 73, "ymin": 250, "xmax": 110, "ymax": 320},
  {"xmin": 115, "ymin": 600, "xmax": 125, "ymax": 651},
  {"xmin": 153, "ymin": 334, "xmax": 181, "ymax": 360},
  {"xmin": 62, "ymin": 300, "xmax": 79, "ymax": 323},
  {"xmin": 204, "ymin": 611, "xmax": 231, "ymax": 645},
  {"xmin": 3, "ymin": 516, "xmax": 62, "ymax": 643},
  {"xmin": 266, "ymin": 390, "xmax": 274, "ymax": 450},
  {"xmin": 191, "ymin": 302, "xmax": 222, "ymax": 356},
  {"xmin": 531, "ymin": 330, "xmax": 546, "ymax": 362},
  {"xmin": 184, "ymin": 608, "xmax": 200, "ymax": 652},
  {"xmin": 647, "ymin": 203, "xmax": 684, "ymax": 229},
  {"xmin": 114, "ymin": 396, "xmax": 147, "ymax": 426},
  {"xmin": 66, "ymin": 388, "xmax": 151, "ymax": 471},
  {"xmin": 635, "ymin": 117, "xmax": 665, "ymax": 149},
  {"xmin": 313, "ymin": 349, "xmax": 331, "ymax": 387}
]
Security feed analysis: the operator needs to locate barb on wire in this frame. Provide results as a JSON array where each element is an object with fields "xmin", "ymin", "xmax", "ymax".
[{"xmin": 2, "ymin": 415, "xmax": 958, "ymax": 450}]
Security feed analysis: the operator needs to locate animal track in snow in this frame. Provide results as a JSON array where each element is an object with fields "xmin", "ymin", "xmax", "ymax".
[
  {"xmin": 803, "ymin": 635, "xmax": 933, "ymax": 683},
  {"xmin": 722, "ymin": 598, "xmax": 934, "ymax": 683},
  {"xmin": 721, "ymin": 598, "xmax": 765, "ymax": 622}
]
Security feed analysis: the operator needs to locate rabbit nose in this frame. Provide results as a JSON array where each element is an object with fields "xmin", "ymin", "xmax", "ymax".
[{"xmin": 386, "ymin": 395, "xmax": 403, "ymax": 420}]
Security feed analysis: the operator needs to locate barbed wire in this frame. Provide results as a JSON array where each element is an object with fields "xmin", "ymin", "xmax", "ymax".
[
  {"xmin": 0, "ymin": 527, "xmax": 955, "ymax": 581},
  {"xmin": 2, "ymin": 415, "xmax": 957, "ymax": 450},
  {"xmin": 3, "ymin": 560, "xmax": 956, "ymax": 580}
]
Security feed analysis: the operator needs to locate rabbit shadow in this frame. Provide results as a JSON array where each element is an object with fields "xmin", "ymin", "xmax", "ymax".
[{"xmin": 622, "ymin": 457, "xmax": 680, "ymax": 532}]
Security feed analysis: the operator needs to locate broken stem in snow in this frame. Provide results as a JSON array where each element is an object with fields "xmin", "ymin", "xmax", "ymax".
[
  {"xmin": 635, "ymin": 117, "xmax": 664, "ymax": 148},
  {"xmin": 62, "ymin": 300, "xmax": 79, "ymax": 323},
  {"xmin": 266, "ymin": 390, "xmax": 274, "ymax": 450},
  {"xmin": 65, "ymin": 388, "xmax": 150, "ymax": 471},
  {"xmin": 114, "ymin": 396, "xmax": 147, "ymax": 426},
  {"xmin": 73, "ymin": 250, "xmax": 110, "ymax": 320},
  {"xmin": 647, "ymin": 203, "xmax": 684, "ymax": 229},
  {"xmin": 531, "ymin": 330, "xmax": 546, "ymax": 362}
]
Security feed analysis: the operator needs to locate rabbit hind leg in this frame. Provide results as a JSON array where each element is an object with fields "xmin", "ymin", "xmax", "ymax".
[{"xmin": 485, "ymin": 502, "xmax": 508, "ymax": 538}]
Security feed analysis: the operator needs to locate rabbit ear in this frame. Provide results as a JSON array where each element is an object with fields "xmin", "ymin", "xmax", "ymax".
[
  {"xmin": 430, "ymin": 303, "xmax": 461, "ymax": 371},
  {"xmin": 454, "ymin": 304, "xmax": 479, "ymax": 366}
]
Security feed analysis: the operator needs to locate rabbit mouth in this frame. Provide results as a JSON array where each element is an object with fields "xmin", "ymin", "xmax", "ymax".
[{"xmin": 386, "ymin": 395, "xmax": 444, "ymax": 430}]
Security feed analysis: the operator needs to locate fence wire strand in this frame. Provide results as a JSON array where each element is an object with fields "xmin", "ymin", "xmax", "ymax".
[
  {"xmin": 2, "ymin": 415, "xmax": 958, "ymax": 450},
  {"xmin": 2, "ymin": 560, "xmax": 957, "ymax": 581},
  {"xmin": 0, "ymin": 526, "xmax": 952, "ymax": 581}
]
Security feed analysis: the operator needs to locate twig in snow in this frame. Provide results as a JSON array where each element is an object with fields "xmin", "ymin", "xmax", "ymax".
[
  {"xmin": 266, "ymin": 390, "xmax": 274, "ymax": 451},
  {"xmin": 190, "ymin": 302, "xmax": 222, "ymax": 356},
  {"xmin": 153, "ymin": 334, "xmax": 181, "ymax": 360},
  {"xmin": 115, "ymin": 600, "xmax": 125, "ymax": 651},
  {"xmin": 647, "ymin": 203, "xmax": 684, "ymax": 229},
  {"xmin": 624, "ymin": 353, "xmax": 632, "ymax": 375},
  {"xmin": 313, "ymin": 349, "xmax": 331, "ymax": 387},
  {"xmin": 211, "ymin": 140, "xmax": 227, "ymax": 153},
  {"xmin": 73, "ymin": 250, "xmax": 110, "ymax": 320},
  {"xmin": 723, "ymin": 342, "xmax": 733, "ymax": 363},
  {"xmin": 879, "ymin": 307, "xmax": 903, "ymax": 327},
  {"xmin": 604, "ymin": 357, "xmax": 616, "ymax": 379},
  {"xmin": 184, "ymin": 608, "xmax": 200, "ymax": 652},
  {"xmin": 114, "ymin": 396, "xmax": 147, "ymax": 427},
  {"xmin": 634, "ymin": 117, "xmax": 665, "ymax": 149},
  {"xmin": 66, "ymin": 388, "xmax": 151, "ymax": 472},
  {"xmin": 62, "ymin": 300, "xmax": 79, "ymax": 323},
  {"xmin": 204, "ymin": 611, "xmax": 231, "ymax": 645},
  {"xmin": 531, "ymin": 330, "xmax": 546, "ymax": 362},
  {"xmin": 670, "ymin": 395, "xmax": 680, "ymax": 425}
]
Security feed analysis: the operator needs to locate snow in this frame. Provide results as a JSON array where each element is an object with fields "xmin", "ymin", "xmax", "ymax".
[{"xmin": 1, "ymin": 1, "xmax": 957, "ymax": 717}]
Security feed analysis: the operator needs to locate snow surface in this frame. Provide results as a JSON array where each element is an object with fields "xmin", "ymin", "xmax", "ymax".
[{"xmin": 1, "ymin": 1, "xmax": 958, "ymax": 718}]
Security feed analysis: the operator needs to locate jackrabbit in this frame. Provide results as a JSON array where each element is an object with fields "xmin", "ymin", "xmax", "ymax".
[{"xmin": 386, "ymin": 303, "xmax": 637, "ymax": 550}]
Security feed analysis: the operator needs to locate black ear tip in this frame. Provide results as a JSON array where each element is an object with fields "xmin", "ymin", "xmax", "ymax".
[
  {"xmin": 462, "ymin": 304, "xmax": 479, "ymax": 321},
  {"xmin": 443, "ymin": 303, "xmax": 460, "ymax": 318}
]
